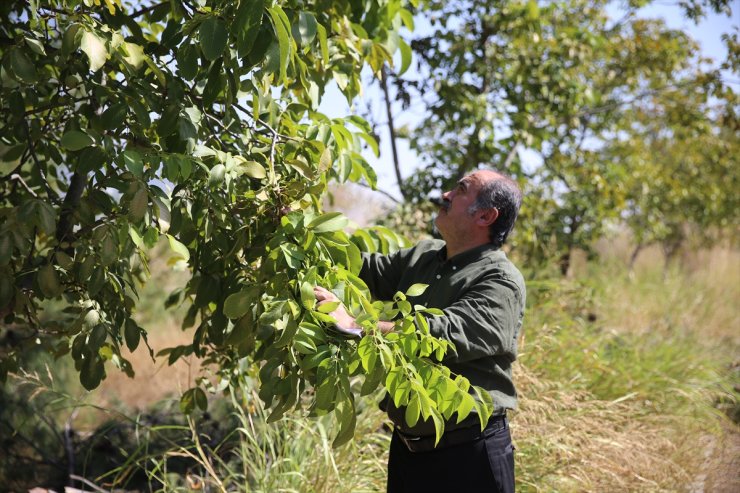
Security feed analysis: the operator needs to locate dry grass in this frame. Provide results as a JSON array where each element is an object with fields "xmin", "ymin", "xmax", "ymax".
[
  {"xmin": 594, "ymin": 243, "xmax": 740, "ymax": 347},
  {"xmin": 514, "ymin": 364, "xmax": 707, "ymax": 492},
  {"xmin": 90, "ymin": 320, "xmax": 200, "ymax": 411},
  {"xmin": 513, "ymin": 238, "xmax": 739, "ymax": 492}
]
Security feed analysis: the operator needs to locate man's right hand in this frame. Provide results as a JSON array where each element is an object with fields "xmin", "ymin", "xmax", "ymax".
[{"xmin": 313, "ymin": 286, "xmax": 363, "ymax": 338}]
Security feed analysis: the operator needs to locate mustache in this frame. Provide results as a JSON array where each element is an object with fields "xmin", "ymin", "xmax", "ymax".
[{"xmin": 430, "ymin": 196, "xmax": 450, "ymax": 211}]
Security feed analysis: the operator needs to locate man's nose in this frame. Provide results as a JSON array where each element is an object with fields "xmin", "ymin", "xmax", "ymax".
[{"xmin": 442, "ymin": 190, "xmax": 453, "ymax": 200}]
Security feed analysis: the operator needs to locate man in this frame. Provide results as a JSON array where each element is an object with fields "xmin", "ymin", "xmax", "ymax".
[{"xmin": 314, "ymin": 170, "xmax": 526, "ymax": 493}]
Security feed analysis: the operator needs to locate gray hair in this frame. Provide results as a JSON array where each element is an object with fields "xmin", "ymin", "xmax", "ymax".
[{"xmin": 467, "ymin": 173, "xmax": 522, "ymax": 248}]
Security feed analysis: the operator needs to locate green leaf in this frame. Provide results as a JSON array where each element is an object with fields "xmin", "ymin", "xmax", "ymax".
[
  {"xmin": 238, "ymin": 160, "xmax": 267, "ymax": 179},
  {"xmin": 398, "ymin": 38, "xmax": 412, "ymax": 76},
  {"xmin": 405, "ymin": 393, "xmax": 421, "ymax": 428},
  {"xmin": 129, "ymin": 187, "xmax": 148, "ymax": 222},
  {"xmin": 294, "ymin": 12, "xmax": 318, "ymax": 46},
  {"xmin": 209, "ymin": 164, "xmax": 226, "ymax": 187},
  {"xmin": 360, "ymin": 361, "xmax": 384, "ymax": 395},
  {"xmin": 456, "ymin": 392, "xmax": 476, "ymax": 424},
  {"xmin": 122, "ymin": 150, "xmax": 143, "ymax": 177},
  {"xmin": 101, "ymin": 103, "xmax": 128, "ymax": 130},
  {"xmin": 157, "ymin": 105, "xmax": 180, "ymax": 137},
  {"xmin": 309, "ymin": 212, "xmax": 348, "ymax": 233},
  {"xmin": 166, "ymin": 234, "xmax": 190, "ymax": 264},
  {"xmin": 314, "ymin": 379, "xmax": 336, "ymax": 410},
  {"xmin": 406, "ymin": 283, "xmax": 428, "ymax": 297},
  {"xmin": 61, "ymin": 130, "xmax": 94, "ymax": 151},
  {"xmin": 415, "ymin": 313, "xmax": 430, "ymax": 335},
  {"xmin": 300, "ymin": 281, "xmax": 315, "ymax": 310},
  {"xmin": 24, "ymin": 37, "xmax": 46, "ymax": 55},
  {"xmin": 398, "ymin": 8, "xmax": 414, "ymax": 30},
  {"xmin": 318, "ymin": 147, "xmax": 332, "ymax": 173},
  {"xmin": 100, "ymin": 235, "xmax": 118, "ymax": 266},
  {"xmin": 235, "ymin": 0, "xmax": 264, "ymax": 58},
  {"xmin": 122, "ymin": 41, "xmax": 145, "ymax": 69},
  {"xmin": 317, "ymin": 301, "xmax": 339, "ymax": 314},
  {"xmin": 358, "ymin": 132, "xmax": 379, "ymax": 157},
  {"xmin": 199, "ymin": 17, "xmax": 228, "ymax": 61},
  {"xmin": 61, "ymin": 23, "xmax": 82, "ymax": 58},
  {"xmin": 317, "ymin": 23, "xmax": 329, "ymax": 64},
  {"xmin": 267, "ymin": 6, "xmax": 291, "ymax": 82},
  {"xmin": 430, "ymin": 408, "xmax": 444, "ymax": 446},
  {"xmin": 88, "ymin": 324, "xmax": 107, "ymax": 350},
  {"xmin": 180, "ymin": 388, "xmax": 196, "ymax": 413},
  {"xmin": 472, "ymin": 386, "xmax": 495, "ymax": 429},
  {"xmin": 35, "ymin": 201, "xmax": 56, "ymax": 235},
  {"xmin": 0, "ymin": 271, "xmax": 14, "ymax": 309},
  {"xmin": 80, "ymin": 29, "xmax": 108, "ymax": 72},
  {"xmin": 224, "ymin": 286, "xmax": 258, "ymax": 319},
  {"xmin": 194, "ymin": 387, "xmax": 208, "ymax": 411},
  {"xmin": 55, "ymin": 251, "xmax": 73, "ymax": 270},
  {"xmin": 124, "ymin": 319, "xmax": 141, "ymax": 351},
  {"xmin": 176, "ymin": 43, "xmax": 199, "ymax": 80},
  {"xmin": 332, "ymin": 398, "xmax": 357, "ymax": 448},
  {"xmin": 38, "ymin": 264, "xmax": 61, "ymax": 298},
  {"xmin": 80, "ymin": 357, "xmax": 104, "ymax": 390},
  {"xmin": 10, "ymin": 48, "xmax": 38, "ymax": 83}
]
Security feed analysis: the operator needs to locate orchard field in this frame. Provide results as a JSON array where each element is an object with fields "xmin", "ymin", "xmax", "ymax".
[{"xmin": 0, "ymin": 0, "xmax": 737, "ymax": 491}]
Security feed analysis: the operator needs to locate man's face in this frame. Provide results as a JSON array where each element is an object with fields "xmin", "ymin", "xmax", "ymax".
[{"xmin": 434, "ymin": 174, "xmax": 484, "ymax": 239}]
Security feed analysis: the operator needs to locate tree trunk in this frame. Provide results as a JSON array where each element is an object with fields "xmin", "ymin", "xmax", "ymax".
[
  {"xmin": 559, "ymin": 249, "xmax": 571, "ymax": 276},
  {"xmin": 380, "ymin": 65, "xmax": 406, "ymax": 200},
  {"xmin": 629, "ymin": 243, "xmax": 643, "ymax": 271}
]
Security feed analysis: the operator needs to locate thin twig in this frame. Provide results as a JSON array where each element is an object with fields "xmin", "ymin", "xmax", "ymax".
[
  {"xmin": 69, "ymin": 474, "xmax": 111, "ymax": 493},
  {"xmin": 24, "ymin": 96, "xmax": 92, "ymax": 116},
  {"xmin": 65, "ymin": 409, "xmax": 79, "ymax": 489},
  {"xmin": 24, "ymin": 122, "xmax": 57, "ymax": 202},
  {"xmin": 502, "ymin": 142, "xmax": 519, "ymax": 170},
  {"xmin": 354, "ymin": 181, "xmax": 401, "ymax": 204},
  {"xmin": 9, "ymin": 174, "xmax": 38, "ymax": 197},
  {"xmin": 130, "ymin": 1, "xmax": 168, "ymax": 18}
]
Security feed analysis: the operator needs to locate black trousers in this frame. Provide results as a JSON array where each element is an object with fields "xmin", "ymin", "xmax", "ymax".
[{"xmin": 386, "ymin": 419, "xmax": 515, "ymax": 493}]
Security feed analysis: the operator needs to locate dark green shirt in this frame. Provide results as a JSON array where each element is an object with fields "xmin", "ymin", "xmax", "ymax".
[{"xmin": 360, "ymin": 239, "xmax": 526, "ymax": 434}]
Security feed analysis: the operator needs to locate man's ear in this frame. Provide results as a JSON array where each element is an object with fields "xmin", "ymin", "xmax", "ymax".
[{"xmin": 476, "ymin": 207, "xmax": 499, "ymax": 227}]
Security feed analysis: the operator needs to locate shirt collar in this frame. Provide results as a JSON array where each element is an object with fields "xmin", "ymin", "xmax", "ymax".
[{"xmin": 437, "ymin": 242, "xmax": 503, "ymax": 267}]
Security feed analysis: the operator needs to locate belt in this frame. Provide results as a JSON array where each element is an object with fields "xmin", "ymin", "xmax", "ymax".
[{"xmin": 395, "ymin": 414, "xmax": 508, "ymax": 453}]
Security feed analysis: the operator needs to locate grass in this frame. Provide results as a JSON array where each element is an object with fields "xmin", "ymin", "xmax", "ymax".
[
  {"xmin": 513, "ymin": 243, "xmax": 739, "ymax": 492},
  {"xmin": 2, "ymin": 240, "xmax": 738, "ymax": 492}
]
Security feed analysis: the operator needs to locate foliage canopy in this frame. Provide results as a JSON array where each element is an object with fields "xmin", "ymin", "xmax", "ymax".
[{"xmin": 0, "ymin": 0, "xmax": 494, "ymax": 446}]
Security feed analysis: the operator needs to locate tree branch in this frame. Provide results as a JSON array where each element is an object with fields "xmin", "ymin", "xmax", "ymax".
[
  {"xmin": 379, "ymin": 65, "xmax": 406, "ymax": 200},
  {"xmin": 24, "ymin": 122, "xmax": 57, "ymax": 203},
  {"xmin": 9, "ymin": 174, "xmax": 38, "ymax": 198},
  {"xmin": 55, "ymin": 170, "xmax": 87, "ymax": 246},
  {"xmin": 130, "ymin": 1, "xmax": 168, "ymax": 18},
  {"xmin": 354, "ymin": 181, "xmax": 401, "ymax": 204}
]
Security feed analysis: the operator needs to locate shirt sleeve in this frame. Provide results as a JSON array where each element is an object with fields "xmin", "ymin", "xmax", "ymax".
[
  {"xmin": 426, "ymin": 272, "xmax": 524, "ymax": 364},
  {"xmin": 359, "ymin": 248, "xmax": 412, "ymax": 301}
]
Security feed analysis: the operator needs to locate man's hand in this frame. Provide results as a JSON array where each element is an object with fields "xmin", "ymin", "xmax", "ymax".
[{"xmin": 313, "ymin": 286, "xmax": 363, "ymax": 338}]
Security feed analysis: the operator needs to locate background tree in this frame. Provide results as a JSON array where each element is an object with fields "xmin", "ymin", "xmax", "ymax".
[
  {"xmin": 386, "ymin": 0, "xmax": 736, "ymax": 273},
  {"xmin": 0, "ymin": 0, "xmax": 492, "ymax": 446}
]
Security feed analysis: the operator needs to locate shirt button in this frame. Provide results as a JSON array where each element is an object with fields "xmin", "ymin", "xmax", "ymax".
[
  {"xmin": 452, "ymin": 266, "xmax": 457, "ymax": 270},
  {"xmin": 436, "ymin": 274, "xmax": 441, "ymax": 279}
]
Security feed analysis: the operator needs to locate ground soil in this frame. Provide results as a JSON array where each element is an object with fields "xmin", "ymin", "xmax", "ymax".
[{"xmin": 693, "ymin": 421, "xmax": 740, "ymax": 493}]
